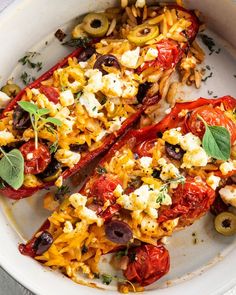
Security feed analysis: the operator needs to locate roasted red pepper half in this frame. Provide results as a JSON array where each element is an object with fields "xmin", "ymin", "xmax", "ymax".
[
  {"xmin": 20, "ymin": 96, "xmax": 236, "ymax": 262},
  {"xmin": 0, "ymin": 44, "xmax": 156, "ymax": 200}
]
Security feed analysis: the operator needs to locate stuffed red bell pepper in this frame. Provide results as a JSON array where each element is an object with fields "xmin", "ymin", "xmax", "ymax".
[
  {"xmin": 19, "ymin": 95, "xmax": 236, "ymax": 290},
  {"xmin": 0, "ymin": 4, "xmax": 200, "ymax": 200}
]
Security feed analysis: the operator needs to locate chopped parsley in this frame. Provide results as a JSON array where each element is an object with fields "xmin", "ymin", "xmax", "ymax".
[
  {"xmin": 20, "ymin": 72, "xmax": 34, "ymax": 85},
  {"xmin": 18, "ymin": 52, "xmax": 42, "ymax": 71},
  {"xmin": 101, "ymin": 274, "xmax": 113, "ymax": 285},
  {"xmin": 55, "ymin": 185, "xmax": 70, "ymax": 201},
  {"xmin": 62, "ymin": 37, "xmax": 91, "ymax": 48},
  {"xmin": 199, "ymin": 34, "xmax": 221, "ymax": 55},
  {"xmin": 49, "ymin": 141, "xmax": 58, "ymax": 154},
  {"xmin": 96, "ymin": 166, "xmax": 107, "ymax": 174},
  {"xmin": 202, "ymin": 72, "xmax": 213, "ymax": 82},
  {"xmin": 207, "ymin": 90, "xmax": 213, "ymax": 95}
]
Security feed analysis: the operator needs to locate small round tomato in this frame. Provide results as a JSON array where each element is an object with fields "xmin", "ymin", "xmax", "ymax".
[
  {"xmin": 124, "ymin": 244, "xmax": 170, "ymax": 286},
  {"xmin": 185, "ymin": 105, "xmax": 236, "ymax": 143},
  {"xmin": 89, "ymin": 174, "xmax": 122, "ymax": 205},
  {"xmin": 158, "ymin": 177, "xmax": 216, "ymax": 226},
  {"xmin": 134, "ymin": 139, "xmax": 156, "ymax": 157},
  {"xmin": 20, "ymin": 141, "xmax": 51, "ymax": 174},
  {"xmin": 137, "ymin": 39, "xmax": 182, "ymax": 74},
  {"xmin": 40, "ymin": 85, "xmax": 59, "ymax": 104}
]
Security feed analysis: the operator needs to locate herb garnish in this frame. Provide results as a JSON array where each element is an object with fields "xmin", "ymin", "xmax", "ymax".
[
  {"xmin": 96, "ymin": 165, "xmax": 107, "ymax": 174},
  {"xmin": 207, "ymin": 90, "xmax": 213, "ymax": 95},
  {"xmin": 200, "ymin": 34, "xmax": 215, "ymax": 52},
  {"xmin": 198, "ymin": 115, "xmax": 231, "ymax": 160},
  {"xmin": 55, "ymin": 185, "xmax": 70, "ymax": 201},
  {"xmin": 0, "ymin": 148, "xmax": 24, "ymax": 189},
  {"xmin": 202, "ymin": 72, "xmax": 213, "ymax": 82},
  {"xmin": 199, "ymin": 34, "xmax": 221, "ymax": 55},
  {"xmin": 18, "ymin": 101, "xmax": 62, "ymax": 149},
  {"xmin": 100, "ymin": 273, "xmax": 136, "ymax": 291},
  {"xmin": 156, "ymin": 175, "xmax": 185, "ymax": 203},
  {"xmin": 18, "ymin": 52, "xmax": 42, "ymax": 71},
  {"xmin": 49, "ymin": 140, "xmax": 59, "ymax": 154},
  {"xmin": 101, "ymin": 274, "xmax": 113, "ymax": 285},
  {"xmin": 63, "ymin": 37, "xmax": 91, "ymax": 48},
  {"xmin": 20, "ymin": 72, "xmax": 34, "ymax": 85}
]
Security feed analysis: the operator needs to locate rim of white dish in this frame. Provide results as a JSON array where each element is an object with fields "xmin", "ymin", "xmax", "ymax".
[{"xmin": 0, "ymin": 1, "xmax": 236, "ymax": 295}]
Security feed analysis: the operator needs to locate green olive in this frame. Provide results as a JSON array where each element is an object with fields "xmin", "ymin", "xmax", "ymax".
[
  {"xmin": 1, "ymin": 83, "xmax": 21, "ymax": 97},
  {"xmin": 82, "ymin": 13, "xmax": 109, "ymax": 37},
  {"xmin": 127, "ymin": 24, "xmax": 159, "ymax": 46},
  {"xmin": 214, "ymin": 212, "xmax": 236, "ymax": 236},
  {"xmin": 42, "ymin": 168, "xmax": 62, "ymax": 182}
]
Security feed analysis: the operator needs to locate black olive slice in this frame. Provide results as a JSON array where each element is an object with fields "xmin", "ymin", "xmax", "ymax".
[{"xmin": 105, "ymin": 220, "xmax": 133, "ymax": 244}]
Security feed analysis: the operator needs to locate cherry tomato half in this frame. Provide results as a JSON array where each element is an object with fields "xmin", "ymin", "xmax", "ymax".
[
  {"xmin": 185, "ymin": 105, "xmax": 236, "ymax": 144},
  {"xmin": 89, "ymin": 174, "xmax": 122, "ymax": 205},
  {"xmin": 124, "ymin": 244, "xmax": 170, "ymax": 286},
  {"xmin": 137, "ymin": 39, "xmax": 182, "ymax": 74},
  {"xmin": 20, "ymin": 141, "xmax": 51, "ymax": 174},
  {"xmin": 158, "ymin": 177, "xmax": 215, "ymax": 226},
  {"xmin": 40, "ymin": 85, "xmax": 59, "ymax": 104},
  {"xmin": 134, "ymin": 139, "xmax": 156, "ymax": 157}
]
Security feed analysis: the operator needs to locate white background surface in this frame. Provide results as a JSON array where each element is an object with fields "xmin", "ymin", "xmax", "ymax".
[{"xmin": 0, "ymin": 0, "xmax": 235, "ymax": 295}]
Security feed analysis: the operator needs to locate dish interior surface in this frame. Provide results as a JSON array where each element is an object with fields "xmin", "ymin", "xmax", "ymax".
[{"xmin": 0, "ymin": 0, "xmax": 236, "ymax": 294}]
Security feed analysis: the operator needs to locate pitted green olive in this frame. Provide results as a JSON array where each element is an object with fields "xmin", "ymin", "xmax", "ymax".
[
  {"xmin": 1, "ymin": 83, "xmax": 21, "ymax": 97},
  {"xmin": 82, "ymin": 13, "xmax": 109, "ymax": 37}
]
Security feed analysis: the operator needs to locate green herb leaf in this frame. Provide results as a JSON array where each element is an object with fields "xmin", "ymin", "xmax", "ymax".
[
  {"xmin": 46, "ymin": 117, "xmax": 62, "ymax": 126},
  {"xmin": 18, "ymin": 101, "xmax": 38, "ymax": 114},
  {"xmin": 49, "ymin": 141, "xmax": 58, "ymax": 154},
  {"xmin": 96, "ymin": 166, "xmax": 107, "ymax": 174},
  {"xmin": 37, "ymin": 108, "xmax": 50, "ymax": 116},
  {"xmin": 0, "ymin": 149, "xmax": 24, "ymax": 190},
  {"xmin": 55, "ymin": 185, "xmax": 70, "ymax": 201},
  {"xmin": 202, "ymin": 125, "xmax": 230, "ymax": 160},
  {"xmin": 20, "ymin": 72, "xmax": 33, "ymax": 85},
  {"xmin": 101, "ymin": 274, "xmax": 113, "ymax": 285}
]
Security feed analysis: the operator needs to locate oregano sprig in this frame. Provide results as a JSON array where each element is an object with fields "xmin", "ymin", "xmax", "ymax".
[
  {"xmin": 18, "ymin": 101, "xmax": 62, "ymax": 149},
  {"xmin": 198, "ymin": 115, "xmax": 231, "ymax": 160},
  {"xmin": 156, "ymin": 175, "xmax": 185, "ymax": 203}
]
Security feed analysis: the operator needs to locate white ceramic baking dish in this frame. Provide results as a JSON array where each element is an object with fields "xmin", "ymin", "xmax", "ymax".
[{"xmin": 0, "ymin": 1, "xmax": 236, "ymax": 294}]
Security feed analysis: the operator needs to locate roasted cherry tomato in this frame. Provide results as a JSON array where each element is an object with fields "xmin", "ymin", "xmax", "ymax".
[
  {"xmin": 99, "ymin": 203, "xmax": 121, "ymax": 221},
  {"xmin": 124, "ymin": 244, "xmax": 170, "ymax": 286},
  {"xmin": 40, "ymin": 85, "xmax": 59, "ymax": 104},
  {"xmin": 89, "ymin": 174, "xmax": 122, "ymax": 205},
  {"xmin": 137, "ymin": 39, "xmax": 182, "ymax": 74},
  {"xmin": 20, "ymin": 141, "xmax": 51, "ymax": 174},
  {"xmin": 134, "ymin": 139, "xmax": 156, "ymax": 157},
  {"xmin": 185, "ymin": 105, "xmax": 236, "ymax": 143},
  {"xmin": 158, "ymin": 177, "xmax": 215, "ymax": 225}
]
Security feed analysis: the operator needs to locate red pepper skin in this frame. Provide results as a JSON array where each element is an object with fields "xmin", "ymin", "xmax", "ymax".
[
  {"xmin": 19, "ymin": 220, "xmax": 50, "ymax": 257},
  {"xmin": 19, "ymin": 96, "xmax": 236, "ymax": 258},
  {"xmin": 39, "ymin": 85, "xmax": 59, "ymax": 104},
  {"xmin": 0, "ymin": 44, "xmax": 161, "ymax": 199}
]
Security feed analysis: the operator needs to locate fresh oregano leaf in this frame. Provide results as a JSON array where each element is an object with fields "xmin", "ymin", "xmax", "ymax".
[
  {"xmin": 18, "ymin": 101, "xmax": 38, "ymax": 114},
  {"xmin": 46, "ymin": 117, "xmax": 62, "ymax": 126},
  {"xmin": 202, "ymin": 125, "xmax": 230, "ymax": 160},
  {"xmin": 0, "ymin": 149, "xmax": 24, "ymax": 190},
  {"xmin": 37, "ymin": 108, "xmax": 50, "ymax": 116}
]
